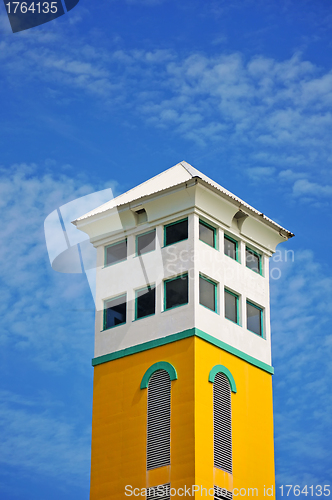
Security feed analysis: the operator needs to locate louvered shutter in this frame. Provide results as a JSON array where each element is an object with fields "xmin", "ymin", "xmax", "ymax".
[
  {"xmin": 146, "ymin": 483, "xmax": 171, "ymax": 500},
  {"xmin": 147, "ymin": 370, "xmax": 171, "ymax": 470},
  {"xmin": 214, "ymin": 485, "xmax": 233, "ymax": 500},
  {"xmin": 213, "ymin": 372, "xmax": 233, "ymax": 473}
]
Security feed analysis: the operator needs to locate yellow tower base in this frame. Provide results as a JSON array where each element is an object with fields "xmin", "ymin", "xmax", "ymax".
[{"xmin": 90, "ymin": 336, "xmax": 275, "ymax": 499}]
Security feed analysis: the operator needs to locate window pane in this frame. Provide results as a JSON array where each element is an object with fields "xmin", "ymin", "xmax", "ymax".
[
  {"xmin": 224, "ymin": 236, "xmax": 237, "ymax": 260},
  {"xmin": 199, "ymin": 276, "xmax": 216, "ymax": 311},
  {"xmin": 136, "ymin": 286, "xmax": 156, "ymax": 319},
  {"xmin": 165, "ymin": 219, "xmax": 188, "ymax": 246},
  {"xmin": 199, "ymin": 220, "xmax": 215, "ymax": 247},
  {"xmin": 225, "ymin": 290, "xmax": 237, "ymax": 323},
  {"xmin": 137, "ymin": 230, "xmax": 156, "ymax": 256},
  {"xmin": 104, "ymin": 294, "xmax": 126, "ymax": 328},
  {"xmin": 165, "ymin": 274, "xmax": 188, "ymax": 309},
  {"xmin": 247, "ymin": 302, "xmax": 262, "ymax": 336},
  {"xmin": 246, "ymin": 248, "xmax": 260, "ymax": 273},
  {"xmin": 106, "ymin": 239, "xmax": 127, "ymax": 266}
]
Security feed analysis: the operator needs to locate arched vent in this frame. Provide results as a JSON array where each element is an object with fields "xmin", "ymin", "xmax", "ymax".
[
  {"xmin": 213, "ymin": 372, "xmax": 233, "ymax": 474},
  {"xmin": 147, "ymin": 484, "xmax": 171, "ymax": 500},
  {"xmin": 214, "ymin": 486, "xmax": 233, "ymax": 500},
  {"xmin": 147, "ymin": 369, "xmax": 171, "ymax": 470}
]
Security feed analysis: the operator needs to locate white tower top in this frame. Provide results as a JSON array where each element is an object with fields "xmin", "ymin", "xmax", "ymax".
[{"xmin": 73, "ymin": 161, "xmax": 293, "ymax": 373}]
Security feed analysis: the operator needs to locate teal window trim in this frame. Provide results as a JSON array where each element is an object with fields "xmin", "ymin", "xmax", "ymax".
[
  {"xmin": 245, "ymin": 246, "xmax": 262, "ymax": 275},
  {"xmin": 140, "ymin": 361, "xmax": 177, "ymax": 389},
  {"xmin": 103, "ymin": 293, "xmax": 127, "ymax": 331},
  {"xmin": 135, "ymin": 229, "xmax": 156, "ymax": 257},
  {"xmin": 224, "ymin": 288, "xmax": 240, "ymax": 325},
  {"xmin": 163, "ymin": 217, "xmax": 188, "ymax": 247},
  {"xmin": 92, "ymin": 327, "xmax": 274, "ymax": 374},
  {"xmin": 199, "ymin": 219, "xmax": 217, "ymax": 249},
  {"xmin": 224, "ymin": 234, "xmax": 239, "ymax": 262},
  {"xmin": 246, "ymin": 300, "xmax": 264, "ymax": 338},
  {"xmin": 164, "ymin": 273, "xmax": 189, "ymax": 311},
  {"xmin": 104, "ymin": 238, "xmax": 127, "ymax": 267},
  {"xmin": 208, "ymin": 365, "xmax": 237, "ymax": 393},
  {"xmin": 199, "ymin": 273, "xmax": 218, "ymax": 313},
  {"xmin": 134, "ymin": 284, "xmax": 156, "ymax": 320}
]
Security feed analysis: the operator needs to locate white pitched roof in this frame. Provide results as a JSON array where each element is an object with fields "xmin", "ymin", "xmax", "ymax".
[{"xmin": 73, "ymin": 161, "xmax": 293, "ymax": 237}]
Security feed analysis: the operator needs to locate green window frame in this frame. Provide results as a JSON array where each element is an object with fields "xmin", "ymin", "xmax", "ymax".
[
  {"xmin": 199, "ymin": 274, "xmax": 217, "ymax": 312},
  {"xmin": 164, "ymin": 273, "xmax": 189, "ymax": 311},
  {"xmin": 245, "ymin": 246, "xmax": 262, "ymax": 275},
  {"xmin": 246, "ymin": 300, "xmax": 264, "ymax": 337},
  {"xmin": 224, "ymin": 234, "xmax": 238, "ymax": 262},
  {"xmin": 224, "ymin": 288, "xmax": 240, "ymax": 325},
  {"xmin": 199, "ymin": 219, "xmax": 217, "ymax": 249},
  {"xmin": 104, "ymin": 238, "xmax": 127, "ymax": 267},
  {"xmin": 164, "ymin": 218, "xmax": 188, "ymax": 247},
  {"xmin": 135, "ymin": 285, "xmax": 156, "ymax": 320},
  {"xmin": 103, "ymin": 293, "xmax": 127, "ymax": 330},
  {"xmin": 136, "ymin": 229, "xmax": 156, "ymax": 256}
]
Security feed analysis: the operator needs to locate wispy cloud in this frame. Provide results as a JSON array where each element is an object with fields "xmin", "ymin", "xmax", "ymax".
[
  {"xmin": 0, "ymin": 163, "xmax": 112, "ymax": 372},
  {"xmin": 1, "ymin": 24, "xmax": 332, "ymax": 198},
  {"xmin": 0, "ymin": 390, "xmax": 90, "ymax": 483},
  {"xmin": 271, "ymin": 249, "xmax": 332, "ymax": 485}
]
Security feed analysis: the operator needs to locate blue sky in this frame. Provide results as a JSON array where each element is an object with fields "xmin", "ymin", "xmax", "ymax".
[{"xmin": 0, "ymin": 0, "xmax": 331, "ymax": 498}]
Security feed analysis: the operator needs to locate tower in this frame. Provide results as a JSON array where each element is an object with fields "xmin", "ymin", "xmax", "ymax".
[{"xmin": 73, "ymin": 161, "xmax": 294, "ymax": 499}]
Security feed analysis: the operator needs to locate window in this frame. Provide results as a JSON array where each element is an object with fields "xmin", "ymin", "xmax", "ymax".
[
  {"xmin": 224, "ymin": 235, "xmax": 238, "ymax": 261},
  {"xmin": 199, "ymin": 275, "xmax": 217, "ymax": 312},
  {"xmin": 224, "ymin": 289, "xmax": 239, "ymax": 324},
  {"xmin": 199, "ymin": 219, "xmax": 216, "ymax": 248},
  {"xmin": 164, "ymin": 218, "xmax": 188, "ymax": 246},
  {"xmin": 247, "ymin": 301, "xmax": 263, "ymax": 337},
  {"xmin": 214, "ymin": 486, "xmax": 233, "ymax": 500},
  {"xmin": 147, "ymin": 370, "xmax": 171, "ymax": 470},
  {"xmin": 246, "ymin": 247, "xmax": 261, "ymax": 274},
  {"xmin": 137, "ymin": 229, "xmax": 156, "ymax": 256},
  {"xmin": 105, "ymin": 239, "xmax": 127, "ymax": 266},
  {"xmin": 103, "ymin": 294, "xmax": 126, "ymax": 329},
  {"xmin": 135, "ymin": 285, "xmax": 156, "ymax": 320},
  {"xmin": 147, "ymin": 484, "xmax": 171, "ymax": 500},
  {"xmin": 213, "ymin": 372, "xmax": 233, "ymax": 474},
  {"xmin": 164, "ymin": 274, "xmax": 188, "ymax": 310}
]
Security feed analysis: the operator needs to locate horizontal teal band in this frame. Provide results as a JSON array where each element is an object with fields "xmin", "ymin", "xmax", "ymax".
[{"xmin": 91, "ymin": 327, "xmax": 274, "ymax": 375}]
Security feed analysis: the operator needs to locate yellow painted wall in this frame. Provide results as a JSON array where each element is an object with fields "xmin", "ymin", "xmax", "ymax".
[
  {"xmin": 90, "ymin": 337, "xmax": 196, "ymax": 500},
  {"xmin": 194, "ymin": 336, "xmax": 276, "ymax": 499},
  {"xmin": 90, "ymin": 336, "xmax": 275, "ymax": 499}
]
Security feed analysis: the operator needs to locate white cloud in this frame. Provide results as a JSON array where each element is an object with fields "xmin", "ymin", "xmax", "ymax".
[
  {"xmin": 0, "ymin": 390, "xmax": 90, "ymax": 483},
  {"xmin": 292, "ymin": 178, "xmax": 332, "ymax": 197},
  {"xmin": 0, "ymin": 163, "xmax": 114, "ymax": 372},
  {"xmin": 270, "ymin": 249, "xmax": 332, "ymax": 484}
]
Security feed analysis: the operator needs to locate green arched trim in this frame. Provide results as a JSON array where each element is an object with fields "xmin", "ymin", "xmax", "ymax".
[
  {"xmin": 140, "ymin": 361, "xmax": 177, "ymax": 389},
  {"xmin": 208, "ymin": 365, "xmax": 237, "ymax": 393}
]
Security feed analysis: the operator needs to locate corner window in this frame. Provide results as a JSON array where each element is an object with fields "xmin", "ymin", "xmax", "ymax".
[
  {"xmin": 164, "ymin": 274, "xmax": 188, "ymax": 310},
  {"xmin": 199, "ymin": 274, "xmax": 217, "ymax": 312},
  {"xmin": 164, "ymin": 218, "xmax": 188, "ymax": 246},
  {"xmin": 247, "ymin": 301, "xmax": 263, "ymax": 336},
  {"xmin": 224, "ymin": 289, "xmax": 239, "ymax": 324},
  {"xmin": 103, "ymin": 293, "xmax": 126, "ymax": 329},
  {"xmin": 224, "ymin": 235, "xmax": 238, "ymax": 261},
  {"xmin": 135, "ymin": 285, "xmax": 156, "ymax": 320},
  {"xmin": 105, "ymin": 239, "xmax": 127, "ymax": 266},
  {"xmin": 199, "ymin": 219, "xmax": 216, "ymax": 248},
  {"xmin": 136, "ymin": 229, "xmax": 156, "ymax": 256},
  {"xmin": 246, "ymin": 247, "xmax": 261, "ymax": 274}
]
